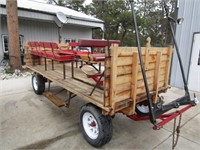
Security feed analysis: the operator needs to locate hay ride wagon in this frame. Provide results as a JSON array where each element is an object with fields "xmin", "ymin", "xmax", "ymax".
[{"xmin": 24, "ymin": 37, "xmax": 198, "ymax": 147}]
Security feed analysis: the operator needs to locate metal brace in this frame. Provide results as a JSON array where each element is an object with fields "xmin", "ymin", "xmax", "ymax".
[{"xmin": 65, "ymin": 91, "xmax": 76, "ymax": 107}]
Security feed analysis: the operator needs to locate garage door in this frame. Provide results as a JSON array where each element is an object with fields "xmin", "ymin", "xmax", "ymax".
[{"xmin": 188, "ymin": 33, "xmax": 200, "ymax": 92}]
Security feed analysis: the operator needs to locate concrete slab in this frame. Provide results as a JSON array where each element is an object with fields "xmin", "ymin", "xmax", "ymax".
[
  {"xmin": 180, "ymin": 113, "xmax": 200, "ymax": 144},
  {"xmin": 0, "ymin": 77, "xmax": 200, "ymax": 149},
  {"xmin": 154, "ymin": 136, "xmax": 200, "ymax": 150},
  {"xmin": 0, "ymin": 77, "xmax": 32, "ymax": 96},
  {"xmin": 160, "ymin": 87, "xmax": 200, "ymax": 132}
]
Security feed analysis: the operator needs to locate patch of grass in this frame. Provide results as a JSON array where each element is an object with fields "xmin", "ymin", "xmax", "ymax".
[{"xmin": 4, "ymin": 67, "xmax": 13, "ymax": 74}]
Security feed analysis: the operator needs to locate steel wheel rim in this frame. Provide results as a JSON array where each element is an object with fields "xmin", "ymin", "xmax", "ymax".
[
  {"xmin": 82, "ymin": 112, "xmax": 99, "ymax": 140},
  {"xmin": 136, "ymin": 104, "xmax": 149, "ymax": 113},
  {"xmin": 33, "ymin": 76, "xmax": 38, "ymax": 91}
]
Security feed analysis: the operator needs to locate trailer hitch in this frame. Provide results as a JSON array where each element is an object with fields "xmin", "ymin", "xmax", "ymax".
[
  {"xmin": 129, "ymin": 96, "xmax": 199, "ymax": 130},
  {"xmin": 154, "ymin": 94, "xmax": 196, "ymax": 117},
  {"xmin": 153, "ymin": 97, "xmax": 199, "ymax": 130}
]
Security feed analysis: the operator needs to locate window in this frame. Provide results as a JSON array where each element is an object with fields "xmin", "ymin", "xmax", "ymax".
[
  {"xmin": 65, "ymin": 38, "xmax": 76, "ymax": 43},
  {"xmin": 1, "ymin": 35, "xmax": 24, "ymax": 53},
  {"xmin": 71, "ymin": 39, "xmax": 76, "ymax": 42},
  {"xmin": 2, "ymin": 35, "xmax": 8, "ymax": 53}
]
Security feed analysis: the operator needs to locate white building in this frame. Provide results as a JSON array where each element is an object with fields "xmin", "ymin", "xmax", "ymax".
[
  {"xmin": 0, "ymin": 0, "xmax": 104, "ymax": 63},
  {"xmin": 170, "ymin": 0, "xmax": 200, "ymax": 92}
]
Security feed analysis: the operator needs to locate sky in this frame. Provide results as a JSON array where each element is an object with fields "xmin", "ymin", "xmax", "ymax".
[{"xmin": 84, "ymin": 0, "xmax": 92, "ymax": 5}]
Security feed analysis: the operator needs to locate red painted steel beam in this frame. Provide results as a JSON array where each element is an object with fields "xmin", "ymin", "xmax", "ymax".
[
  {"xmin": 153, "ymin": 104, "xmax": 193, "ymax": 130},
  {"xmin": 128, "ymin": 104, "xmax": 194, "ymax": 130}
]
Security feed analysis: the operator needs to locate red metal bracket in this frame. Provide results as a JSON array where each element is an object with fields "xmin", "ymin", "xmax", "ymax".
[
  {"xmin": 87, "ymin": 74, "xmax": 103, "ymax": 86},
  {"xmin": 128, "ymin": 104, "xmax": 194, "ymax": 130}
]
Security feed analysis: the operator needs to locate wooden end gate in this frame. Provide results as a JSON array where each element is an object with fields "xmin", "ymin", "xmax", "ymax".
[{"xmin": 103, "ymin": 40, "xmax": 173, "ymax": 116}]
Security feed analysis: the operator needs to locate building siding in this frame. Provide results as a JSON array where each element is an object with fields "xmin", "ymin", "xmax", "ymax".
[
  {"xmin": 1, "ymin": 7, "xmax": 104, "ymax": 30},
  {"xmin": 61, "ymin": 25, "xmax": 92, "ymax": 42},
  {"xmin": 0, "ymin": 15, "xmax": 3, "ymax": 61},
  {"xmin": 170, "ymin": 0, "xmax": 200, "ymax": 88},
  {"xmin": 0, "ymin": 16, "xmax": 92, "ymax": 61}
]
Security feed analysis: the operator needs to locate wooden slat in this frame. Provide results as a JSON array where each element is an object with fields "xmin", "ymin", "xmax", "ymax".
[
  {"xmin": 136, "ymin": 82, "xmax": 165, "ymax": 95},
  {"xmin": 117, "ymin": 47, "xmax": 169, "ymax": 56},
  {"xmin": 137, "ymin": 75, "xmax": 165, "ymax": 88},
  {"xmin": 43, "ymin": 91, "xmax": 65, "ymax": 107},
  {"xmin": 115, "ymin": 90, "xmax": 131, "ymax": 102},
  {"xmin": 110, "ymin": 44, "xmax": 118, "ymax": 110},
  {"xmin": 145, "ymin": 37, "xmax": 151, "ymax": 70},
  {"xmin": 105, "ymin": 56, "xmax": 169, "ymax": 69},
  {"xmin": 137, "ymin": 68, "xmax": 166, "ymax": 80},
  {"xmin": 137, "ymin": 77, "xmax": 154, "ymax": 88},
  {"xmin": 152, "ymin": 51, "xmax": 162, "ymax": 103},
  {"xmin": 115, "ymin": 81, "xmax": 130, "ymax": 92},
  {"xmin": 104, "ymin": 47, "xmax": 111, "ymax": 107},
  {"xmin": 105, "ymin": 61, "xmax": 168, "ymax": 77},
  {"xmin": 114, "ymin": 99, "xmax": 132, "ymax": 112},
  {"xmin": 113, "ymin": 77, "xmax": 166, "ymax": 96},
  {"xmin": 117, "ymin": 47, "xmax": 143, "ymax": 56},
  {"xmin": 115, "ymin": 68, "xmax": 166, "ymax": 85},
  {"xmin": 130, "ymin": 53, "xmax": 139, "ymax": 114},
  {"xmin": 107, "ymin": 55, "xmax": 169, "ymax": 67},
  {"xmin": 164, "ymin": 46, "xmax": 173, "ymax": 89}
]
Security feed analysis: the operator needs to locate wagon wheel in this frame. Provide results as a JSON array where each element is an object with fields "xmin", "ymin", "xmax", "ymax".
[
  {"xmin": 80, "ymin": 103, "xmax": 113, "ymax": 147},
  {"xmin": 135, "ymin": 100, "xmax": 150, "ymax": 117},
  {"xmin": 32, "ymin": 73, "xmax": 45, "ymax": 95}
]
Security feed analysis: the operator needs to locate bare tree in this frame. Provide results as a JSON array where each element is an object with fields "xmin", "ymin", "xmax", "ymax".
[{"xmin": 6, "ymin": 0, "xmax": 22, "ymax": 71}]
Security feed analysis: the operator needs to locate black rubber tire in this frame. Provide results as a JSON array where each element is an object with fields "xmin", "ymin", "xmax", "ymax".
[
  {"xmin": 135, "ymin": 100, "xmax": 150, "ymax": 117},
  {"xmin": 32, "ymin": 73, "xmax": 45, "ymax": 95},
  {"xmin": 80, "ymin": 103, "xmax": 113, "ymax": 147}
]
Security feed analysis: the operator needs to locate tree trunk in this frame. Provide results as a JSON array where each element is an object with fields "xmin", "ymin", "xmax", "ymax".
[
  {"xmin": 6, "ymin": 0, "xmax": 22, "ymax": 71},
  {"xmin": 121, "ymin": 29, "xmax": 127, "ymax": 45}
]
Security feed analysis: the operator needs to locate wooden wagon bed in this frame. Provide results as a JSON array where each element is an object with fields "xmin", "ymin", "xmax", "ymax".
[
  {"xmin": 26, "ymin": 63, "xmax": 109, "ymax": 111},
  {"xmin": 25, "ymin": 39, "xmax": 173, "ymax": 116}
]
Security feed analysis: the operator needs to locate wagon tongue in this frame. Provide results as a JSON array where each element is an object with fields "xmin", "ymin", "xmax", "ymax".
[
  {"xmin": 129, "ymin": 95, "xmax": 198, "ymax": 130},
  {"xmin": 154, "ymin": 94, "xmax": 196, "ymax": 117}
]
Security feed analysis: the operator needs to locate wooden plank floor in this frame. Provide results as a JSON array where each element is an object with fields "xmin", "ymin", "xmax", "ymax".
[{"xmin": 27, "ymin": 63, "xmax": 107, "ymax": 111}]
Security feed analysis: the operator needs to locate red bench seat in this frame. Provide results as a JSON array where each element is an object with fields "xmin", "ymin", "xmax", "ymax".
[
  {"xmin": 27, "ymin": 41, "xmax": 76, "ymax": 79},
  {"xmin": 45, "ymin": 51, "xmax": 75, "ymax": 62},
  {"xmin": 77, "ymin": 39, "xmax": 120, "ymax": 62},
  {"xmin": 78, "ymin": 39, "xmax": 121, "ymax": 48}
]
